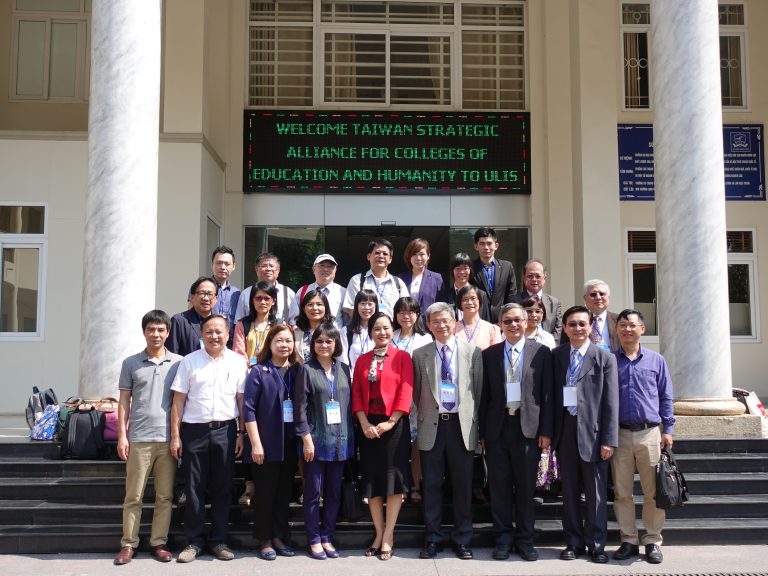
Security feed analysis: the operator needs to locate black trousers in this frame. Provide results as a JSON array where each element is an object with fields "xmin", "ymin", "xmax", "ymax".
[
  {"xmin": 250, "ymin": 436, "xmax": 298, "ymax": 545},
  {"xmin": 180, "ymin": 420, "xmax": 236, "ymax": 548},
  {"xmin": 485, "ymin": 413, "xmax": 539, "ymax": 547},
  {"xmin": 420, "ymin": 416, "xmax": 474, "ymax": 546},
  {"xmin": 558, "ymin": 412, "xmax": 609, "ymax": 551}
]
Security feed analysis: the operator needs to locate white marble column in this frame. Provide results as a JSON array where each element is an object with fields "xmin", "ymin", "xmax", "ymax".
[
  {"xmin": 79, "ymin": 2, "xmax": 162, "ymax": 400},
  {"xmin": 651, "ymin": 0, "xmax": 743, "ymax": 415}
]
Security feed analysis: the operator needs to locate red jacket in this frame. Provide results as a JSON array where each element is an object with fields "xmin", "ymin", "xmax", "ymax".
[{"xmin": 352, "ymin": 346, "xmax": 413, "ymax": 416}]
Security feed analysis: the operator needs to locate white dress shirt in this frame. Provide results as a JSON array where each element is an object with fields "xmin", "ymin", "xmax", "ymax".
[
  {"xmin": 171, "ymin": 348, "xmax": 246, "ymax": 423},
  {"xmin": 287, "ymin": 281, "xmax": 347, "ymax": 330},
  {"xmin": 235, "ymin": 281, "xmax": 296, "ymax": 324}
]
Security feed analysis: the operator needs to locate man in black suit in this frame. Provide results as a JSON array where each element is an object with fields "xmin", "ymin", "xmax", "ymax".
[
  {"xmin": 517, "ymin": 258, "xmax": 563, "ymax": 341},
  {"xmin": 480, "ymin": 303, "xmax": 553, "ymax": 562},
  {"xmin": 472, "ymin": 227, "xmax": 517, "ymax": 323},
  {"xmin": 553, "ymin": 305, "xmax": 618, "ymax": 564}
]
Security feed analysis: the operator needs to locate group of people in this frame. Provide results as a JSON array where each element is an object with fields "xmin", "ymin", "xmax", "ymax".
[{"xmin": 112, "ymin": 227, "xmax": 675, "ymax": 567}]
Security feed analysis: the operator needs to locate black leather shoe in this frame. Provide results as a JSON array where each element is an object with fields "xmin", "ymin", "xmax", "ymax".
[
  {"xmin": 591, "ymin": 549, "xmax": 609, "ymax": 563},
  {"xmin": 492, "ymin": 544, "xmax": 510, "ymax": 560},
  {"xmin": 515, "ymin": 544, "xmax": 539, "ymax": 561},
  {"xmin": 559, "ymin": 546, "xmax": 585, "ymax": 560},
  {"xmin": 419, "ymin": 542, "xmax": 443, "ymax": 559},
  {"xmin": 453, "ymin": 544, "xmax": 473, "ymax": 560},
  {"xmin": 645, "ymin": 544, "xmax": 663, "ymax": 564},
  {"xmin": 614, "ymin": 542, "xmax": 640, "ymax": 560}
]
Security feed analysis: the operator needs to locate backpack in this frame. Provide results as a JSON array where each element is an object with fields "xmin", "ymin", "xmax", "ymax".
[
  {"xmin": 25, "ymin": 386, "xmax": 58, "ymax": 429},
  {"xmin": 60, "ymin": 407, "xmax": 107, "ymax": 460},
  {"xmin": 30, "ymin": 404, "xmax": 60, "ymax": 441}
]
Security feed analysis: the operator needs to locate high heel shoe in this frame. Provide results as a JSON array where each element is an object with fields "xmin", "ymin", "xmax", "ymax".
[
  {"xmin": 379, "ymin": 547, "xmax": 394, "ymax": 561},
  {"xmin": 365, "ymin": 545, "xmax": 381, "ymax": 557},
  {"xmin": 308, "ymin": 546, "xmax": 327, "ymax": 560}
]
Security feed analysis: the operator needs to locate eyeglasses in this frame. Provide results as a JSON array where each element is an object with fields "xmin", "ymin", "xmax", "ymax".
[
  {"xmin": 358, "ymin": 301, "xmax": 376, "ymax": 308},
  {"xmin": 253, "ymin": 295, "xmax": 273, "ymax": 302},
  {"xmin": 501, "ymin": 318, "xmax": 524, "ymax": 325},
  {"xmin": 461, "ymin": 297, "xmax": 479, "ymax": 304},
  {"xmin": 272, "ymin": 338, "xmax": 294, "ymax": 345},
  {"xmin": 397, "ymin": 310, "xmax": 416, "ymax": 316},
  {"xmin": 566, "ymin": 321, "xmax": 589, "ymax": 328},
  {"xmin": 525, "ymin": 308, "xmax": 543, "ymax": 315},
  {"xmin": 430, "ymin": 319, "xmax": 453, "ymax": 327},
  {"xmin": 195, "ymin": 291, "xmax": 216, "ymax": 299},
  {"xmin": 315, "ymin": 338, "xmax": 335, "ymax": 346},
  {"xmin": 588, "ymin": 291, "xmax": 608, "ymax": 298}
]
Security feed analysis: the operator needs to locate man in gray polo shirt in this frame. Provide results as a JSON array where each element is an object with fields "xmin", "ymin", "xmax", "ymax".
[{"xmin": 114, "ymin": 310, "xmax": 182, "ymax": 566}]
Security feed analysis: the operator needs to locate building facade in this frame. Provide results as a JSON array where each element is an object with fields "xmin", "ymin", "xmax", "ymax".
[{"xmin": 1, "ymin": 0, "xmax": 766, "ymax": 409}]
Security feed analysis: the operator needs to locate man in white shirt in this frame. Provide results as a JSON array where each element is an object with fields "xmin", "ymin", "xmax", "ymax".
[
  {"xmin": 288, "ymin": 253, "xmax": 346, "ymax": 330},
  {"xmin": 343, "ymin": 239, "xmax": 409, "ymax": 320},
  {"xmin": 170, "ymin": 315, "xmax": 247, "ymax": 563},
  {"xmin": 235, "ymin": 252, "xmax": 295, "ymax": 323}
]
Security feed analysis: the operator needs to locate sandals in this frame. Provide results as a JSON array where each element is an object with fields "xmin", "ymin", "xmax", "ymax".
[{"xmin": 379, "ymin": 547, "xmax": 394, "ymax": 561}]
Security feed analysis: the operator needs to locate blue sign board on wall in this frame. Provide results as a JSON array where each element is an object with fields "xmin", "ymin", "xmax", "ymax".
[{"xmin": 618, "ymin": 124, "xmax": 765, "ymax": 201}]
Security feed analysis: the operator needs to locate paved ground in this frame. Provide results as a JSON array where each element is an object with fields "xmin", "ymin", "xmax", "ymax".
[{"xmin": 0, "ymin": 545, "xmax": 766, "ymax": 576}]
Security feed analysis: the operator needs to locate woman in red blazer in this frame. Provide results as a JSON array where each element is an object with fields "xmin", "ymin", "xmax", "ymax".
[{"xmin": 352, "ymin": 312, "xmax": 413, "ymax": 561}]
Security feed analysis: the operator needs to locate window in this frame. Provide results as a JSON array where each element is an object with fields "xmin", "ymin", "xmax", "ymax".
[
  {"xmin": 626, "ymin": 229, "xmax": 758, "ymax": 340},
  {"xmin": 0, "ymin": 203, "xmax": 47, "ymax": 340},
  {"xmin": 620, "ymin": 2, "xmax": 747, "ymax": 110},
  {"xmin": 10, "ymin": 0, "xmax": 91, "ymax": 101},
  {"xmin": 248, "ymin": 0, "xmax": 527, "ymax": 110}
]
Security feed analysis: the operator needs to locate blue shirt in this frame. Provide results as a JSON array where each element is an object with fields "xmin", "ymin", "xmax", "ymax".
[{"xmin": 614, "ymin": 346, "xmax": 675, "ymax": 434}]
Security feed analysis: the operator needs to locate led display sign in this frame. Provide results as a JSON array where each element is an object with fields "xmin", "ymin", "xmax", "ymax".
[{"xmin": 243, "ymin": 110, "xmax": 530, "ymax": 194}]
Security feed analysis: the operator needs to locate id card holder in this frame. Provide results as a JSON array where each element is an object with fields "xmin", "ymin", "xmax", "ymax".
[
  {"xmin": 563, "ymin": 386, "xmax": 578, "ymax": 407},
  {"xmin": 325, "ymin": 401, "xmax": 342, "ymax": 424},
  {"xmin": 249, "ymin": 357, "xmax": 258, "ymax": 366},
  {"xmin": 199, "ymin": 338, "xmax": 205, "ymax": 349},
  {"xmin": 379, "ymin": 303, "xmax": 391, "ymax": 317},
  {"xmin": 283, "ymin": 400, "xmax": 294, "ymax": 423},
  {"xmin": 440, "ymin": 381, "xmax": 456, "ymax": 407},
  {"xmin": 505, "ymin": 381, "xmax": 522, "ymax": 403}
]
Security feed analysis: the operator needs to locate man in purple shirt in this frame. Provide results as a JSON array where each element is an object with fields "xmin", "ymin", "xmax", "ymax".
[{"xmin": 611, "ymin": 309, "xmax": 674, "ymax": 565}]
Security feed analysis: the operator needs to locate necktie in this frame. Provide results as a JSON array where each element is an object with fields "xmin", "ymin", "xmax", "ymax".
[
  {"xmin": 440, "ymin": 345, "xmax": 455, "ymax": 411},
  {"xmin": 319, "ymin": 286, "xmax": 328, "ymax": 296},
  {"xmin": 507, "ymin": 348, "xmax": 521, "ymax": 413},
  {"xmin": 590, "ymin": 317, "xmax": 603, "ymax": 344},
  {"xmin": 441, "ymin": 344, "xmax": 452, "ymax": 381},
  {"xmin": 566, "ymin": 349, "xmax": 582, "ymax": 416}
]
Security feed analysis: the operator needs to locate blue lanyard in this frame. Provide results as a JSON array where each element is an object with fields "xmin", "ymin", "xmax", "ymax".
[
  {"xmin": 462, "ymin": 319, "xmax": 480, "ymax": 343},
  {"xmin": 371, "ymin": 275, "xmax": 387, "ymax": 302},
  {"xmin": 324, "ymin": 362, "xmax": 336, "ymax": 400},
  {"xmin": 272, "ymin": 362, "xmax": 293, "ymax": 399},
  {"xmin": 396, "ymin": 333, "xmax": 415, "ymax": 353}
]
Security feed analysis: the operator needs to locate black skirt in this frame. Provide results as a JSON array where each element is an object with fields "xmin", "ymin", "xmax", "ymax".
[{"xmin": 358, "ymin": 414, "xmax": 411, "ymax": 498}]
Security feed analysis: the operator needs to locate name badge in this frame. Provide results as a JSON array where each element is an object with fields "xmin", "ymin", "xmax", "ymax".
[
  {"xmin": 199, "ymin": 338, "xmax": 205, "ymax": 349},
  {"xmin": 325, "ymin": 401, "xmax": 342, "ymax": 425},
  {"xmin": 249, "ymin": 357, "xmax": 258, "ymax": 366},
  {"xmin": 505, "ymin": 381, "xmax": 522, "ymax": 403},
  {"xmin": 563, "ymin": 386, "xmax": 578, "ymax": 407},
  {"xmin": 283, "ymin": 400, "xmax": 294, "ymax": 423},
  {"xmin": 440, "ymin": 381, "xmax": 456, "ymax": 407},
  {"xmin": 379, "ymin": 303, "xmax": 391, "ymax": 317}
]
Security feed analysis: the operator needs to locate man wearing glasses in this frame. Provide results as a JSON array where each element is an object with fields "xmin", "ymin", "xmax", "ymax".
[
  {"xmin": 168, "ymin": 276, "xmax": 218, "ymax": 356},
  {"xmin": 235, "ymin": 252, "xmax": 296, "ymax": 324},
  {"xmin": 570, "ymin": 279, "xmax": 620, "ymax": 351},
  {"xmin": 553, "ymin": 305, "xmax": 618, "ymax": 564},
  {"xmin": 517, "ymin": 258, "xmax": 563, "ymax": 341}
]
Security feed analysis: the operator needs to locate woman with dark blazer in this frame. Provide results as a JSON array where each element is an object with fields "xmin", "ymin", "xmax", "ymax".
[
  {"xmin": 294, "ymin": 323, "xmax": 354, "ymax": 560},
  {"xmin": 352, "ymin": 312, "xmax": 413, "ymax": 561},
  {"xmin": 398, "ymin": 238, "xmax": 444, "ymax": 321},
  {"xmin": 241, "ymin": 324, "xmax": 302, "ymax": 560}
]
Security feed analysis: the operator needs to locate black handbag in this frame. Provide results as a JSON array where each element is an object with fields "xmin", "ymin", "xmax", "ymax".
[
  {"xmin": 655, "ymin": 447, "xmax": 689, "ymax": 509},
  {"xmin": 338, "ymin": 461, "xmax": 365, "ymax": 522}
]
